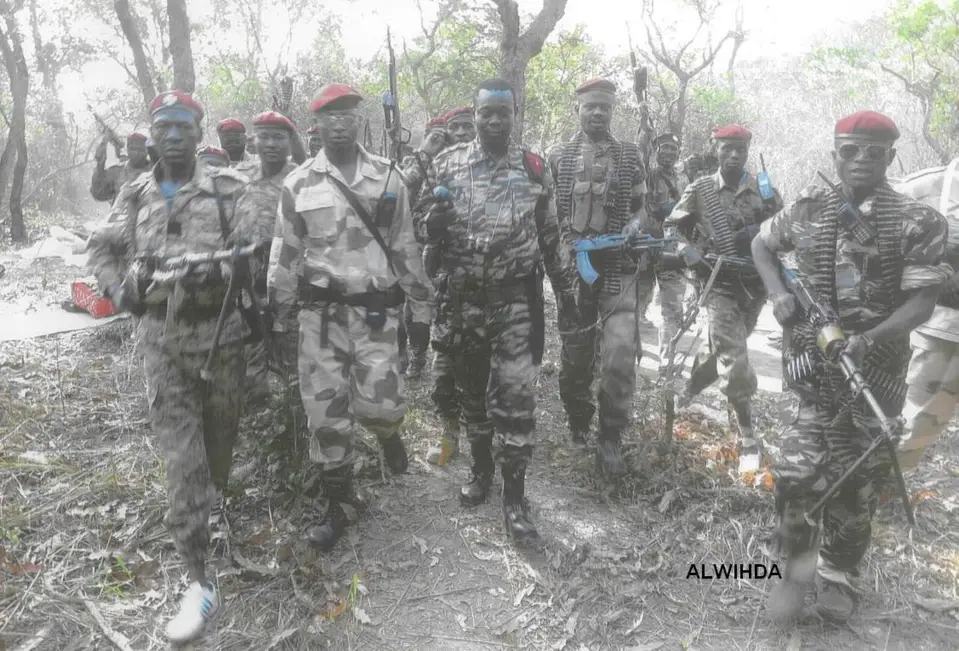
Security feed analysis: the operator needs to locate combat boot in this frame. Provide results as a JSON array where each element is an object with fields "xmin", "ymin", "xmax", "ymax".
[
  {"xmin": 406, "ymin": 351, "xmax": 427, "ymax": 381},
  {"xmin": 731, "ymin": 401, "xmax": 761, "ymax": 474},
  {"xmin": 569, "ymin": 426, "xmax": 589, "ymax": 448},
  {"xmin": 460, "ymin": 436, "xmax": 494, "ymax": 506},
  {"xmin": 766, "ymin": 495, "xmax": 820, "ymax": 623},
  {"xmin": 595, "ymin": 429, "xmax": 627, "ymax": 477},
  {"xmin": 427, "ymin": 417, "xmax": 460, "ymax": 466},
  {"xmin": 815, "ymin": 579, "xmax": 856, "ymax": 623},
  {"xmin": 381, "ymin": 432, "xmax": 409, "ymax": 474},
  {"xmin": 501, "ymin": 445, "xmax": 538, "ymax": 541},
  {"xmin": 307, "ymin": 467, "xmax": 358, "ymax": 551}
]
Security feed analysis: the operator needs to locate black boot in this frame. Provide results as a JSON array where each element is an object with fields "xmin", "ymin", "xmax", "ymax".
[
  {"xmin": 501, "ymin": 446, "xmax": 538, "ymax": 541},
  {"xmin": 381, "ymin": 432, "xmax": 409, "ymax": 474},
  {"xmin": 569, "ymin": 426, "xmax": 589, "ymax": 447},
  {"xmin": 307, "ymin": 468, "xmax": 357, "ymax": 551},
  {"xmin": 460, "ymin": 437, "xmax": 494, "ymax": 506},
  {"xmin": 595, "ymin": 430, "xmax": 627, "ymax": 477},
  {"xmin": 731, "ymin": 401, "xmax": 761, "ymax": 473}
]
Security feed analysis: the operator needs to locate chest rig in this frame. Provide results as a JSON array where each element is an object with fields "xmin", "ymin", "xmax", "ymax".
[
  {"xmin": 785, "ymin": 185, "xmax": 909, "ymax": 412},
  {"xmin": 555, "ymin": 132, "xmax": 641, "ymax": 295}
]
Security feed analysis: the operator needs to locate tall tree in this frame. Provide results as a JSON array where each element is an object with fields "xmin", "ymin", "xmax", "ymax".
[
  {"xmin": 491, "ymin": 0, "xmax": 568, "ymax": 142},
  {"xmin": 113, "ymin": 0, "xmax": 158, "ymax": 107},
  {"xmin": 167, "ymin": 0, "xmax": 195, "ymax": 92},
  {"xmin": 0, "ymin": 2, "xmax": 29, "ymax": 243}
]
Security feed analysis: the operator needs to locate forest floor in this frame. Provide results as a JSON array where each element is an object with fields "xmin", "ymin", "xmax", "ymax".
[{"xmin": 3, "ymin": 216, "xmax": 959, "ymax": 651}]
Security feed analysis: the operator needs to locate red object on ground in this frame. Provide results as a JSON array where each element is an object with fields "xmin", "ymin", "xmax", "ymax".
[{"xmin": 71, "ymin": 282, "xmax": 117, "ymax": 318}]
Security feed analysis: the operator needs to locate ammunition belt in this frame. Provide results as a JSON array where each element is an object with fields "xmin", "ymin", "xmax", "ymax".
[
  {"xmin": 299, "ymin": 284, "xmax": 405, "ymax": 308},
  {"xmin": 696, "ymin": 176, "xmax": 736, "ymax": 257}
]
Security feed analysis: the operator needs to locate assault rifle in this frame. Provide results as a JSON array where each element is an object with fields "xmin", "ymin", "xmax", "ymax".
[
  {"xmin": 382, "ymin": 29, "xmax": 411, "ymax": 162},
  {"xmin": 659, "ymin": 251, "xmax": 756, "ymax": 273},
  {"xmin": 89, "ymin": 107, "xmax": 124, "ymax": 159},
  {"xmin": 816, "ymin": 171, "xmax": 877, "ymax": 244},
  {"xmin": 573, "ymin": 234, "xmax": 675, "ymax": 285},
  {"xmin": 779, "ymin": 266, "xmax": 915, "ymax": 525}
]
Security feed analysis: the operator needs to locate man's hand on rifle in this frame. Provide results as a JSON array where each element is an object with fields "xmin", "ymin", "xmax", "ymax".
[
  {"xmin": 109, "ymin": 268, "xmax": 145, "ymax": 316},
  {"xmin": 622, "ymin": 218, "xmax": 645, "ymax": 246},
  {"xmin": 426, "ymin": 196, "xmax": 456, "ymax": 241},
  {"xmin": 842, "ymin": 333, "xmax": 873, "ymax": 366},
  {"xmin": 680, "ymin": 244, "xmax": 711, "ymax": 275},
  {"xmin": 421, "ymin": 131, "xmax": 447, "ymax": 158},
  {"xmin": 770, "ymin": 291, "xmax": 799, "ymax": 326}
]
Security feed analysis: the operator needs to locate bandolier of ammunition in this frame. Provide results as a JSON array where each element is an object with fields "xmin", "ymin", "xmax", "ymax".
[
  {"xmin": 785, "ymin": 184, "xmax": 909, "ymax": 413},
  {"xmin": 695, "ymin": 175, "xmax": 737, "ymax": 257},
  {"xmin": 556, "ymin": 132, "xmax": 641, "ymax": 295}
]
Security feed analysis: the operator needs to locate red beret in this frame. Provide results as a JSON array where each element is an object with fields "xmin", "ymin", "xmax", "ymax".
[
  {"xmin": 127, "ymin": 132, "xmax": 147, "ymax": 142},
  {"xmin": 834, "ymin": 110, "xmax": 900, "ymax": 141},
  {"xmin": 196, "ymin": 145, "xmax": 229, "ymax": 161},
  {"xmin": 252, "ymin": 110, "xmax": 295, "ymax": 132},
  {"xmin": 711, "ymin": 124, "xmax": 752, "ymax": 142},
  {"xmin": 444, "ymin": 106, "xmax": 473, "ymax": 121},
  {"xmin": 310, "ymin": 83, "xmax": 363, "ymax": 113},
  {"xmin": 307, "ymin": 124, "xmax": 321, "ymax": 135},
  {"xmin": 425, "ymin": 116, "xmax": 447, "ymax": 131},
  {"xmin": 575, "ymin": 78, "xmax": 617, "ymax": 95},
  {"xmin": 150, "ymin": 90, "xmax": 204, "ymax": 121},
  {"xmin": 217, "ymin": 118, "xmax": 246, "ymax": 134}
]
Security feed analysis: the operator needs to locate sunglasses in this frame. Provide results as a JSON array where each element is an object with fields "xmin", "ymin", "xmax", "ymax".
[{"xmin": 837, "ymin": 143, "xmax": 889, "ymax": 161}]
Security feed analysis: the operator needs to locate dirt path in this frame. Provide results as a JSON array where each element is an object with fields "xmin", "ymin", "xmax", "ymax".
[{"xmin": 3, "ymin": 254, "xmax": 959, "ymax": 651}]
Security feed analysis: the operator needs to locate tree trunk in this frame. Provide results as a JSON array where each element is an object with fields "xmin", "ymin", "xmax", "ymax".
[
  {"xmin": 114, "ymin": 0, "xmax": 158, "ymax": 107},
  {"xmin": 493, "ymin": 0, "xmax": 568, "ymax": 144},
  {"xmin": 167, "ymin": 0, "xmax": 195, "ymax": 93},
  {"xmin": 0, "ymin": 14, "xmax": 29, "ymax": 243}
]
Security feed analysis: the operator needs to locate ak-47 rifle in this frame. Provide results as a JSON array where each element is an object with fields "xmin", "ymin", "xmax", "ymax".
[
  {"xmin": 627, "ymin": 24, "xmax": 653, "ymax": 167},
  {"xmin": 626, "ymin": 24, "xmax": 647, "ymax": 104},
  {"xmin": 816, "ymin": 171, "xmax": 877, "ymax": 244},
  {"xmin": 89, "ymin": 106, "xmax": 124, "ymax": 159},
  {"xmin": 382, "ymin": 29, "xmax": 410, "ymax": 162}
]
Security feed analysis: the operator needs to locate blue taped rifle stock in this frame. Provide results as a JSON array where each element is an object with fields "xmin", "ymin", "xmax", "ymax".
[
  {"xmin": 573, "ymin": 234, "xmax": 672, "ymax": 285},
  {"xmin": 758, "ymin": 154, "xmax": 774, "ymax": 202}
]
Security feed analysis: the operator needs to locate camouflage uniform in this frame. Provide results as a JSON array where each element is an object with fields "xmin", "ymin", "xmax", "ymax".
[
  {"xmin": 894, "ymin": 160, "xmax": 959, "ymax": 469},
  {"xmin": 548, "ymin": 133, "xmax": 647, "ymax": 454},
  {"xmin": 425, "ymin": 140, "xmax": 575, "ymax": 514},
  {"xmin": 90, "ymin": 160, "xmax": 150, "ymax": 205},
  {"xmin": 641, "ymin": 162, "xmax": 691, "ymax": 372},
  {"xmin": 268, "ymin": 145, "xmax": 432, "ymax": 471},
  {"xmin": 758, "ymin": 182, "xmax": 949, "ymax": 608},
  {"xmin": 664, "ymin": 170, "xmax": 782, "ymax": 436},
  {"xmin": 232, "ymin": 159, "xmax": 297, "ymax": 395},
  {"xmin": 87, "ymin": 164, "xmax": 251, "ymax": 575}
]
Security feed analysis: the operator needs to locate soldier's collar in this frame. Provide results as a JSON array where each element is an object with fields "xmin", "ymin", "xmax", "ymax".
[
  {"xmin": 311, "ymin": 143, "xmax": 385, "ymax": 181},
  {"xmin": 469, "ymin": 140, "xmax": 519, "ymax": 168}
]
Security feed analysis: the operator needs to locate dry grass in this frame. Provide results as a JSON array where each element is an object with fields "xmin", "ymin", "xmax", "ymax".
[{"xmin": 2, "ymin": 245, "xmax": 959, "ymax": 651}]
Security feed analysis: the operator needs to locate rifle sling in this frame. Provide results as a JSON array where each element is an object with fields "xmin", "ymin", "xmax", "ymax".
[
  {"xmin": 695, "ymin": 176, "xmax": 737, "ymax": 257},
  {"xmin": 326, "ymin": 174, "xmax": 396, "ymax": 275}
]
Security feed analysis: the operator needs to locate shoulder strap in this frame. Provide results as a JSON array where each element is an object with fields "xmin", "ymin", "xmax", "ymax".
[
  {"xmin": 661, "ymin": 173, "xmax": 679, "ymax": 201},
  {"xmin": 326, "ymin": 174, "xmax": 396, "ymax": 275},
  {"xmin": 211, "ymin": 176, "xmax": 231, "ymax": 243},
  {"xmin": 695, "ymin": 175, "xmax": 737, "ymax": 256}
]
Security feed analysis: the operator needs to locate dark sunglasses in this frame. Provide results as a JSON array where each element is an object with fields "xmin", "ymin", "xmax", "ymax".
[{"xmin": 837, "ymin": 143, "xmax": 889, "ymax": 161}]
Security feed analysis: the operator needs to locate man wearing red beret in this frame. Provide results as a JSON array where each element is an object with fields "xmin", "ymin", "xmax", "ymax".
[
  {"xmin": 547, "ymin": 77, "xmax": 648, "ymax": 478},
  {"xmin": 196, "ymin": 145, "xmax": 230, "ymax": 170},
  {"xmin": 753, "ymin": 110, "xmax": 952, "ymax": 623},
  {"xmin": 423, "ymin": 78, "xmax": 577, "ymax": 540},
  {"xmin": 396, "ymin": 115, "xmax": 448, "ymax": 383},
  {"xmin": 268, "ymin": 83, "xmax": 433, "ymax": 551},
  {"xmin": 664, "ymin": 123, "xmax": 783, "ymax": 474},
  {"xmin": 87, "ymin": 90, "xmax": 254, "ymax": 644},
  {"xmin": 307, "ymin": 123, "xmax": 323, "ymax": 157},
  {"xmin": 217, "ymin": 118, "xmax": 248, "ymax": 165},
  {"xmin": 232, "ymin": 111, "xmax": 300, "ymax": 405},
  {"xmin": 444, "ymin": 106, "xmax": 476, "ymax": 144},
  {"xmin": 90, "ymin": 132, "xmax": 151, "ymax": 205}
]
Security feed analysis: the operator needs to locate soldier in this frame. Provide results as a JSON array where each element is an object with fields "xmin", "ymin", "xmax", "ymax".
[
  {"xmin": 196, "ymin": 145, "xmax": 230, "ymax": 170},
  {"xmin": 752, "ymin": 111, "xmax": 950, "ymax": 623},
  {"xmin": 233, "ymin": 111, "xmax": 299, "ymax": 404},
  {"xmin": 426, "ymin": 106, "xmax": 475, "ymax": 465},
  {"xmin": 217, "ymin": 118, "xmax": 248, "ymax": 164},
  {"xmin": 307, "ymin": 124, "xmax": 323, "ymax": 158},
  {"xmin": 683, "ymin": 154, "xmax": 706, "ymax": 182},
  {"xmin": 90, "ymin": 132, "xmax": 151, "ymax": 205},
  {"xmin": 87, "ymin": 91, "xmax": 252, "ymax": 643},
  {"xmin": 268, "ymin": 83, "xmax": 433, "ymax": 551},
  {"xmin": 641, "ymin": 132, "xmax": 691, "ymax": 380},
  {"xmin": 893, "ymin": 158, "xmax": 959, "ymax": 469},
  {"xmin": 397, "ymin": 116, "xmax": 448, "ymax": 379},
  {"xmin": 664, "ymin": 125, "xmax": 783, "ymax": 474},
  {"xmin": 703, "ymin": 150, "xmax": 719, "ymax": 176},
  {"xmin": 424, "ymin": 78, "xmax": 577, "ymax": 539},
  {"xmin": 547, "ymin": 78, "xmax": 648, "ymax": 476}
]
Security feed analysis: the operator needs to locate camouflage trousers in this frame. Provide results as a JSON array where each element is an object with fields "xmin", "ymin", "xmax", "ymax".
[
  {"xmin": 557, "ymin": 274, "xmax": 642, "ymax": 435},
  {"xmin": 298, "ymin": 304, "xmax": 407, "ymax": 471},
  {"xmin": 637, "ymin": 263, "xmax": 688, "ymax": 371},
  {"xmin": 772, "ymin": 392, "xmax": 895, "ymax": 581},
  {"xmin": 431, "ymin": 348, "xmax": 460, "ymax": 421},
  {"xmin": 900, "ymin": 331, "xmax": 959, "ymax": 469},
  {"xmin": 688, "ymin": 281, "xmax": 764, "ymax": 404},
  {"xmin": 143, "ymin": 340, "xmax": 245, "ymax": 573},
  {"xmin": 434, "ymin": 291, "xmax": 536, "ymax": 450}
]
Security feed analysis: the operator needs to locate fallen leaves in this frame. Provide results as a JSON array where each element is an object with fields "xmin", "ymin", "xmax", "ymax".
[{"xmin": 914, "ymin": 596, "xmax": 959, "ymax": 613}]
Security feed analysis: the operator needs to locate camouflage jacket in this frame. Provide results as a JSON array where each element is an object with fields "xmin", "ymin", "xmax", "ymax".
[
  {"xmin": 646, "ymin": 163, "xmax": 689, "ymax": 221},
  {"xmin": 424, "ymin": 140, "xmax": 575, "ymax": 293},
  {"xmin": 87, "ymin": 163, "xmax": 252, "ymax": 353},
  {"xmin": 233, "ymin": 159, "xmax": 298, "ymax": 243},
  {"xmin": 90, "ymin": 161, "xmax": 151, "ymax": 205},
  {"xmin": 267, "ymin": 144, "xmax": 433, "ymax": 326},
  {"xmin": 758, "ymin": 182, "xmax": 952, "ymax": 331},
  {"xmin": 665, "ymin": 169, "xmax": 783, "ymax": 259}
]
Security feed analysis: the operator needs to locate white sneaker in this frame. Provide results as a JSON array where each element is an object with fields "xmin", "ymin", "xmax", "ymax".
[{"xmin": 164, "ymin": 581, "xmax": 220, "ymax": 643}]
